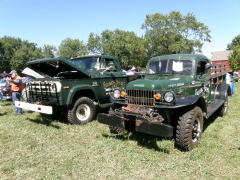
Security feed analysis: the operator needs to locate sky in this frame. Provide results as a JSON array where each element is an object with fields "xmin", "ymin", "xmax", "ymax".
[{"xmin": 0, "ymin": 0, "xmax": 240, "ymax": 59}]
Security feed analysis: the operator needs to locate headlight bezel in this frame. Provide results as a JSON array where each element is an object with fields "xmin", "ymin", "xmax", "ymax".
[
  {"xmin": 113, "ymin": 88, "xmax": 126, "ymax": 99},
  {"xmin": 163, "ymin": 91, "xmax": 175, "ymax": 103},
  {"xmin": 113, "ymin": 89, "xmax": 121, "ymax": 98},
  {"xmin": 49, "ymin": 82, "xmax": 62, "ymax": 93}
]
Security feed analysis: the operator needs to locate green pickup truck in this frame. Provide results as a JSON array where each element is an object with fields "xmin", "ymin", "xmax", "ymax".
[
  {"xmin": 16, "ymin": 55, "xmax": 143, "ymax": 124},
  {"xmin": 98, "ymin": 54, "xmax": 231, "ymax": 151}
]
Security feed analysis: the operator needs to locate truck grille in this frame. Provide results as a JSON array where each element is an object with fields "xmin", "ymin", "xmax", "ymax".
[
  {"xmin": 126, "ymin": 89, "xmax": 156, "ymax": 106},
  {"xmin": 25, "ymin": 82, "xmax": 59, "ymax": 104}
]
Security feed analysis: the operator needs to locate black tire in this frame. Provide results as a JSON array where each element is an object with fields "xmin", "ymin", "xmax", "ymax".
[
  {"xmin": 109, "ymin": 125, "xmax": 125, "ymax": 134},
  {"xmin": 67, "ymin": 97, "xmax": 96, "ymax": 125},
  {"xmin": 176, "ymin": 107, "xmax": 203, "ymax": 151},
  {"xmin": 219, "ymin": 95, "xmax": 228, "ymax": 117}
]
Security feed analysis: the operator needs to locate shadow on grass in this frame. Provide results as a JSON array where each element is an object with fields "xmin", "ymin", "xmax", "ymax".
[
  {"xmin": 26, "ymin": 111, "xmax": 69, "ymax": 129},
  {"xmin": 203, "ymin": 111, "xmax": 220, "ymax": 132},
  {"xmin": 103, "ymin": 129, "xmax": 171, "ymax": 153},
  {"xmin": 0, "ymin": 101, "xmax": 12, "ymax": 106},
  {"xmin": 0, "ymin": 112, "xmax": 7, "ymax": 116},
  {"xmin": 27, "ymin": 116, "xmax": 61, "ymax": 129}
]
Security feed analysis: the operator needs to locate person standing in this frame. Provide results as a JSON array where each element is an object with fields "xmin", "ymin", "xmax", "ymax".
[{"xmin": 6, "ymin": 70, "xmax": 24, "ymax": 115}]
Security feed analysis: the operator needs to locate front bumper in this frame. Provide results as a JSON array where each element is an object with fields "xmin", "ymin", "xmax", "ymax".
[
  {"xmin": 98, "ymin": 113, "xmax": 174, "ymax": 137},
  {"xmin": 15, "ymin": 101, "xmax": 53, "ymax": 114}
]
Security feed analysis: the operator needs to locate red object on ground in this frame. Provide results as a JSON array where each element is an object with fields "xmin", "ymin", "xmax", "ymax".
[{"xmin": 124, "ymin": 107, "xmax": 132, "ymax": 112}]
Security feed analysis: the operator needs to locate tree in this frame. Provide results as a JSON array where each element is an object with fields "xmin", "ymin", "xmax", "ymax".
[
  {"xmin": 227, "ymin": 34, "xmax": 240, "ymax": 50},
  {"xmin": 87, "ymin": 29, "xmax": 147, "ymax": 69},
  {"xmin": 42, "ymin": 44, "xmax": 57, "ymax": 58},
  {"xmin": 0, "ymin": 36, "xmax": 43, "ymax": 73},
  {"xmin": 11, "ymin": 43, "xmax": 43, "ymax": 72},
  {"xmin": 87, "ymin": 32, "xmax": 103, "ymax": 54},
  {"xmin": 141, "ymin": 11, "xmax": 211, "ymax": 57},
  {"xmin": 228, "ymin": 45, "xmax": 240, "ymax": 71},
  {"xmin": 57, "ymin": 38, "xmax": 88, "ymax": 60}
]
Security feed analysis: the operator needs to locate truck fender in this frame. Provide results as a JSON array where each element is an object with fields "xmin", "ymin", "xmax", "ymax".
[
  {"xmin": 66, "ymin": 85, "xmax": 98, "ymax": 105},
  {"xmin": 175, "ymin": 95, "xmax": 207, "ymax": 113},
  {"xmin": 158, "ymin": 95, "xmax": 207, "ymax": 113},
  {"xmin": 214, "ymin": 84, "xmax": 231, "ymax": 100}
]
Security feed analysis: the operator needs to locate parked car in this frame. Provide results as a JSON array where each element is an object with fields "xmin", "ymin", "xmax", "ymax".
[
  {"xmin": 22, "ymin": 77, "xmax": 33, "ymax": 87},
  {"xmin": 0, "ymin": 79, "xmax": 12, "ymax": 100}
]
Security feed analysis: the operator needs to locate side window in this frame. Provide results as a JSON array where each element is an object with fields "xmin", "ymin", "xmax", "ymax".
[
  {"xmin": 197, "ymin": 61, "xmax": 207, "ymax": 77},
  {"xmin": 148, "ymin": 61, "xmax": 157, "ymax": 74},
  {"xmin": 102, "ymin": 59, "xmax": 117, "ymax": 72}
]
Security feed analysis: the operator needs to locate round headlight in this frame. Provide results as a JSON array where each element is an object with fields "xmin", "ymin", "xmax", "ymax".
[
  {"xmin": 164, "ymin": 92, "xmax": 174, "ymax": 102},
  {"xmin": 50, "ymin": 83, "xmax": 57, "ymax": 92},
  {"xmin": 113, "ymin": 89, "xmax": 121, "ymax": 98}
]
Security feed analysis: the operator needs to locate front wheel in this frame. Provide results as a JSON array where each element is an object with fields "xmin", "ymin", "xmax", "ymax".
[
  {"xmin": 176, "ymin": 107, "xmax": 203, "ymax": 151},
  {"xmin": 67, "ymin": 97, "xmax": 96, "ymax": 125}
]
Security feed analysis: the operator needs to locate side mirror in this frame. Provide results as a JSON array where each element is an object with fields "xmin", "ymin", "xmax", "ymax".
[{"xmin": 205, "ymin": 63, "xmax": 211, "ymax": 69}]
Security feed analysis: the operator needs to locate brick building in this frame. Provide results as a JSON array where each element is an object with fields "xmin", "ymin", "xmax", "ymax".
[{"xmin": 210, "ymin": 50, "xmax": 233, "ymax": 72}]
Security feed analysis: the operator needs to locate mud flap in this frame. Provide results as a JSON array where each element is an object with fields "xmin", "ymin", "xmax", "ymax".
[
  {"xmin": 135, "ymin": 118, "xmax": 174, "ymax": 138},
  {"xmin": 98, "ymin": 113, "xmax": 125, "ymax": 129}
]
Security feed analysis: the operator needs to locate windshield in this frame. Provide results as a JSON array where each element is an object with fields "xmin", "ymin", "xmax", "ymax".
[
  {"xmin": 146, "ymin": 59, "xmax": 192, "ymax": 75},
  {"xmin": 70, "ymin": 57, "xmax": 104, "ymax": 71}
]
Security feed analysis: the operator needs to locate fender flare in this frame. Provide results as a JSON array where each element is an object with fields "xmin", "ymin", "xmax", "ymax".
[
  {"xmin": 66, "ymin": 85, "xmax": 98, "ymax": 105},
  {"xmin": 214, "ymin": 83, "xmax": 231, "ymax": 100},
  {"xmin": 155, "ymin": 95, "xmax": 207, "ymax": 113}
]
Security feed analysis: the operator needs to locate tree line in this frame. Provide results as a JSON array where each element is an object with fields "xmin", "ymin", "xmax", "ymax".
[
  {"xmin": 227, "ymin": 34, "xmax": 240, "ymax": 72},
  {"xmin": 0, "ymin": 11, "xmax": 227, "ymax": 74}
]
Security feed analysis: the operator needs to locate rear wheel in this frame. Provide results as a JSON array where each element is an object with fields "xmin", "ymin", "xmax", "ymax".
[
  {"xmin": 176, "ymin": 107, "xmax": 203, "ymax": 151},
  {"xmin": 219, "ymin": 95, "xmax": 228, "ymax": 117},
  {"xmin": 67, "ymin": 97, "xmax": 96, "ymax": 125}
]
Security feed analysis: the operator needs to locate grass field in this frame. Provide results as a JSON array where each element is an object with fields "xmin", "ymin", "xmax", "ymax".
[{"xmin": 0, "ymin": 83, "xmax": 239, "ymax": 180}]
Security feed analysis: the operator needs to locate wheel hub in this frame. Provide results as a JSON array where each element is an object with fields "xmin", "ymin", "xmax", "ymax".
[
  {"xmin": 76, "ymin": 104, "xmax": 90, "ymax": 121},
  {"xmin": 192, "ymin": 118, "xmax": 201, "ymax": 142}
]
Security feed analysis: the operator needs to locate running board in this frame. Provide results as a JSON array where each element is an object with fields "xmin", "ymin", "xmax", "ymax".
[{"xmin": 206, "ymin": 99, "xmax": 225, "ymax": 118}]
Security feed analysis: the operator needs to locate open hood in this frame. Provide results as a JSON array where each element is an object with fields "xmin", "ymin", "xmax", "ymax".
[
  {"xmin": 26, "ymin": 57, "xmax": 91, "ymax": 78},
  {"xmin": 22, "ymin": 67, "xmax": 45, "ymax": 79}
]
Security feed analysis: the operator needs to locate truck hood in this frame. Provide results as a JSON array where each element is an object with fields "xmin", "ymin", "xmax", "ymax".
[
  {"xmin": 26, "ymin": 57, "xmax": 91, "ymax": 78},
  {"xmin": 126, "ymin": 77, "xmax": 187, "ymax": 91}
]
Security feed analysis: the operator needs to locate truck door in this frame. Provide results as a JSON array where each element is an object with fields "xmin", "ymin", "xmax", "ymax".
[
  {"xmin": 99, "ymin": 58, "xmax": 128, "ymax": 98},
  {"xmin": 195, "ymin": 60, "xmax": 211, "ymax": 102}
]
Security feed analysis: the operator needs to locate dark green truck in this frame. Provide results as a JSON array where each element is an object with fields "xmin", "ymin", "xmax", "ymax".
[
  {"xmin": 15, "ymin": 55, "xmax": 143, "ymax": 124},
  {"xmin": 98, "ymin": 54, "xmax": 231, "ymax": 151}
]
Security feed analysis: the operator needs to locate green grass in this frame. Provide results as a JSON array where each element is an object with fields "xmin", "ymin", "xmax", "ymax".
[{"xmin": 0, "ymin": 84, "xmax": 240, "ymax": 180}]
